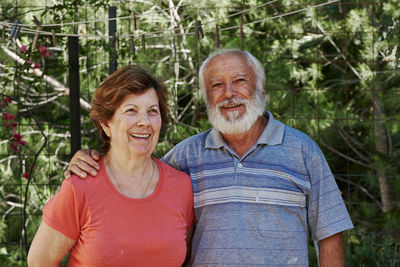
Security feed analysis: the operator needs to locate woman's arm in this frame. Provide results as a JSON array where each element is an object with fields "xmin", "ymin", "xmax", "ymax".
[
  {"xmin": 182, "ymin": 226, "xmax": 194, "ymax": 266},
  {"xmin": 28, "ymin": 221, "xmax": 76, "ymax": 267}
]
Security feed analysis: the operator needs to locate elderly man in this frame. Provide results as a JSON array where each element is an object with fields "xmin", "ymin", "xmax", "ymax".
[{"xmin": 66, "ymin": 49, "xmax": 353, "ymax": 266}]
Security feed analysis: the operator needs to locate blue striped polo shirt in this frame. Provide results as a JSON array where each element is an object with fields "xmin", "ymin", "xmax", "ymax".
[{"xmin": 162, "ymin": 111, "xmax": 353, "ymax": 266}]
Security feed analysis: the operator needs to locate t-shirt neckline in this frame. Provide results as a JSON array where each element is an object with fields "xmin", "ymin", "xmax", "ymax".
[{"xmin": 99, "ymin": 156, "xmax": 163, "ymax": 203}]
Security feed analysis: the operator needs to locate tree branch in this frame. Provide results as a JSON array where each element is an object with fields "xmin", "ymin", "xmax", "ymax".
[
  {"xmin": 0, "ymin": 44, "xmax": 91, "ymax": 111},
  {"xmin": 319, "ymin": 139, "xmax": 372, "ymax": 169}
]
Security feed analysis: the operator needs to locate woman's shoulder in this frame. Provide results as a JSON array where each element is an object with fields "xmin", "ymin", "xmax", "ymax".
[{"xmin": 65, "ymin": 159, "xmax": 106, "ymax": 191}]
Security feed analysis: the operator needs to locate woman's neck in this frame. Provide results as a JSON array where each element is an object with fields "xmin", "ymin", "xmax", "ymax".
[
  {"xmin": 105, "ymin": 148, "xmax": 153, "ymax": 178},
  {"xmin": 103, "ymin": 150, "xmax": 158, "ymax": 199}
]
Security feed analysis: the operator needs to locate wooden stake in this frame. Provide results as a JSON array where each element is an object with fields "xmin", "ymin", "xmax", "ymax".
[
  {"xmin": 131, "ymin": 11, "xmax": 137, "ymax": 32},
  {"xmin": 130, "ymin": 35, "xmax": 136, "ymax": 55},
  {"xmin": 216, "ymin": 24, "xmax": 220, "ymax": 48},
  {"xmin": 32, "ymin": 16, "xmax": 42, "ymax": 48},
  {"xmin": 195, "ymin": 20, "xmax": 204, "ymax": 39},
  {"xmin": 141, "ymin": 34, "xmax": 146, "ymax": 51},
  {"xmin": 51, "ymin": 29, "xmax": 58, "ymax": 46},
  {"xmin": 2, "ymin": 25, "xmax": 6, "ymax": 41}
]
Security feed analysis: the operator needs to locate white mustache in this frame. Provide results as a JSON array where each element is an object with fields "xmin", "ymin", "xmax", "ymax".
[{"xmin": 216, "ymin": 99, "xmax": 248, "ymax": 108}]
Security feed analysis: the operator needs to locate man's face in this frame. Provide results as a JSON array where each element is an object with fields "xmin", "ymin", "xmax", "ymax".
[
  {"xmin": 204, "ymin": 53, "xmax": 258, "ymax": 121},
  {"xmin": 203, "ymin": 53, "xmax": 265, "ymax": 134}
]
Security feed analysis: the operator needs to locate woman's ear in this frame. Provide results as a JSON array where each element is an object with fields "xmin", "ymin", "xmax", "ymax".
[{"xmin": 100, "ymin": 121, "xmax": 111, "ymax": 137}]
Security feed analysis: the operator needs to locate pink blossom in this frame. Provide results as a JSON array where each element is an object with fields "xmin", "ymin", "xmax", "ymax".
[
  {"xmin": 22, "ymin": 172, "xmax": 29, "ymax": 179},
  {"xmin": 39, "ymin": 45, "xmax": 50, "ymax": 58},
  {"xmin": 5, "ymin": 122, "xmax": 10, "ymax": 128},
  {"xmin": 26, "ymin": 60, "xmax": 33, "ymax": 64},
  {"xmin": 21, "ymin": 45, "xmax": 27, "ymax": 53},
  {"xmin": 12, "ymin": 122, "xmax": 18, "ymax": 128},
  {"xmin": 34, "ymin": 62, "xmax": 41, "ymax": 68},
  {"xmin": 20, "ymin": 140, "xmax": 27, "ymax": 146}
]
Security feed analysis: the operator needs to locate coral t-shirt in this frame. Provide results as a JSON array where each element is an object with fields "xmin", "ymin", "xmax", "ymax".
[{"xmin": 43, "ymin": 157, "xmax": 194, "ymax": 267}]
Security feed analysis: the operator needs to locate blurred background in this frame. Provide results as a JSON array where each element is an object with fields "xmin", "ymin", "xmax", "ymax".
[{"xmin": 0, "ymin": 0, "xmax": 399, "ymax": 265}]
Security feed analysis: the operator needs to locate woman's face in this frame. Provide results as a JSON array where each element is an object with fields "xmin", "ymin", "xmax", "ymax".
[{"xmin": 100, "ymin": 88, "xmax": 162, "ymax": 158}]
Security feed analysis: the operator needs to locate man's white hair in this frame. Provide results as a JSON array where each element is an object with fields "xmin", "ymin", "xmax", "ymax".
[
  {"xmin": 199, "ymin": 49, "xmax": 267, "ymax": 134},
  {"xmin": 198, "ymin": 49, "xmax": 266, "ymax": 105}
]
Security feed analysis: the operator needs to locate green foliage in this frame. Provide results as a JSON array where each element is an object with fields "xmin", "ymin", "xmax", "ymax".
[
  {"xmin": 346, "ymin": 231, "xmax": 400, "ymax": 266},
  {"xmin": 0, "ymin": 0, "xmax": 399, "ymax": 266}
]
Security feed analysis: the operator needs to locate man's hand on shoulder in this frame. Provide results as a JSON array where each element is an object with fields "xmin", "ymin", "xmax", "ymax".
[{"xmin": 64, "ymin": 149, "xmax": 101, "ymax": 179}]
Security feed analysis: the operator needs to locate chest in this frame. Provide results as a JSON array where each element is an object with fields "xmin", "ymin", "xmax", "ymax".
[{"xmin": 69, "ymin": 187, "xmax": 188, "ymax": 266}]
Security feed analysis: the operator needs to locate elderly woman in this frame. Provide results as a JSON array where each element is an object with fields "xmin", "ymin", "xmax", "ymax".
[{"xmin": 28, "ymin": 65, "xmax": 194, "ymax": 266}]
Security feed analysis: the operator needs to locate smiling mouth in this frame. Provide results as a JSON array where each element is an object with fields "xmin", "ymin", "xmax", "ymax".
[
  {"xmin": 130, "ymin": 133, "xmax": 151, "ymax": 138},
  {"xmin": 222, "ymin": 103, "xmax": 242, "ymax": 109}
]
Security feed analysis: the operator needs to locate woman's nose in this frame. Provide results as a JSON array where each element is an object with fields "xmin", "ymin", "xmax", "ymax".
[{"xmin": 136, "ymin": 113, "xmax": 150, "ymax": 126}]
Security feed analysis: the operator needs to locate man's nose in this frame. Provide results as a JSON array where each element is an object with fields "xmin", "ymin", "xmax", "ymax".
[{"xmin": 223, "ymin": 82, "xmax": 237, "ymax": 98}]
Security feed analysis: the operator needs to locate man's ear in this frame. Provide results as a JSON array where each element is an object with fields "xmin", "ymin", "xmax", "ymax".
[{"xmin": 100, "ymin": 121, "xmax": 111, "ymax": 137}]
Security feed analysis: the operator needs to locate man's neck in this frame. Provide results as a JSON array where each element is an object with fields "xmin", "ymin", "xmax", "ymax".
[{"xmin": 221, "ymin": 114, "xmax": 268, "ymax": 158}]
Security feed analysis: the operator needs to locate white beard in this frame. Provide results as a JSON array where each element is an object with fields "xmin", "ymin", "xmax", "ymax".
[{"xmin": 207, "ymin": 91, "xmax": 266, "ymax": 135}]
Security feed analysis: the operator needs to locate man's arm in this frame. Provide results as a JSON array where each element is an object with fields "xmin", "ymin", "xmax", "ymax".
[
  {"xmin": 319, "ymin": 232, "xmax": 345, "ymax": 267},
  {"xmin": 64, "ymin": 149, "xmax": 101, "ymax": 179}
]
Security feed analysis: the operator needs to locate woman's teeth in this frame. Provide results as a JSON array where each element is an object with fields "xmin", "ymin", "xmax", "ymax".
[{"xmin": 130, "ymin": 133, "xmax": 150, "ymax": 138}]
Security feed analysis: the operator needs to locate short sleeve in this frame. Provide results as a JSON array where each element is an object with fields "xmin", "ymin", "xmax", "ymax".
[
  {"xmin": 42, "ymin": 179, "xmax": 82, "ymax": 240},
  {"xmin": 306, "ymin": 144, "xmax": 354, "ymax": 241},
  {"xmin": 162, "ymin": 145, "xmax": 190, "ymax": 175}
]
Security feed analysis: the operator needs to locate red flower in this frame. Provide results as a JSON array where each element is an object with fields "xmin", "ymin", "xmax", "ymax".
[
  {"xmin": 13, "ymin": 132, "xmax": 23, "ymax": 142},
  {"xmin": 20, "ymin": 140, "xmax": 27, "ymax": 146},
  {"xmin": 34, "ymin": 62, "xmax": 41, "ymax": 68},
  {"xmin": 27, "ymin": 60, "xmax": 33, "ymax": 64},
  {"xmin": 3, "ymin": 97, "xmax": 12, "ymax": 104},
  {"xmin": 21, "ymin": 45, "xmax": 27, "ymax": 53},
  {"xmin": 39, "ymin": 45, "xmax": 50, "ymax": 58},
  {"xmin": 3, "ymin": 112, "xmax": 15, "ymax": 121},
  {"xmin": 9, "ymin": 142, "xmax": 19, "ymax": 152},
  {"xmin": 22, "ymin": 172, "xmax": 29, "ymax": 179},
  {"xmin": 5, "ymin": 122, "xmax": 10, "ymax": 128},
  {"xmin": 12, "ymin": 122, "xmax": 17, "ymax": 128}
]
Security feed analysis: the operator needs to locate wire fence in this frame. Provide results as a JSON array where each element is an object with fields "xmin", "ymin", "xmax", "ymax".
[{"xmin": 0, "ymin": 0, "xmax": 399, "ymax": 265}]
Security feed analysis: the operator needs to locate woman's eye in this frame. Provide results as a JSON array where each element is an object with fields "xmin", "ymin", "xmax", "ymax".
[
  {"xmin": 149, "ymin": 109, "xmax": 159, "ymax": 115},
  {"xmin": 125, "ymin": 109, "xmax": 136, "ymax": 114}
]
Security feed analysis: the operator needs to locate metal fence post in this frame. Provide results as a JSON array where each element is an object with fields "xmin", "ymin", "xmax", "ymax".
[
  {"xmin": 109, "ymin": 6, "xmax": 117, "ymax": 74},
  {"xmin": 68, "ymin": 36, "xmax": 81, "ymax": 156}
]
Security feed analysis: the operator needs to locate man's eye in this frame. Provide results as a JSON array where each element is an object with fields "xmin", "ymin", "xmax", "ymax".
[{"xmin": 212, "ymin": 83, "xmax": 222, "ymax": 88}]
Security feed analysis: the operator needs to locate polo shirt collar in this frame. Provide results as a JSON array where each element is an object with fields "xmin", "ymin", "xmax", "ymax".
[{"xmin": 205, "ymin": 111, "xmax": 284, "ymax": 149}]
